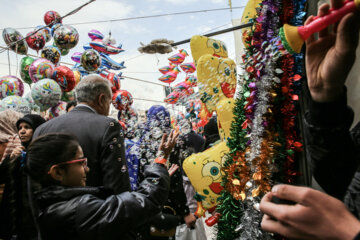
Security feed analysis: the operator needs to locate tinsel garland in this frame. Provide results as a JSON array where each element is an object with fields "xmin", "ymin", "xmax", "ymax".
[{"xmin": 217, "ymin": 0, "xmax": 306, "ymax": 239}]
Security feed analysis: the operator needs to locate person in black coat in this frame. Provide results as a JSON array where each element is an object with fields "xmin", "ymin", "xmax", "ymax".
[
  {"xmin": 26, "ymin": 132, "xmax": 177, "ymax": 240},
  {"xmin": 34, "ymin": 74, "xmax": 130, "ymax": 194}
]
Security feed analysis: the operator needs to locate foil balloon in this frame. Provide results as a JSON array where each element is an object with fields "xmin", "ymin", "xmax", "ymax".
[
  {"xmin": 100, "ymin": 70, "xmax": 121, "ymax": 92},
  {"xmin": 73, "ymin": 70, "xmax": 82, "ymax": 85},
  {"xmin": 31, "ymin": 79, "xmax": 61, "ymax": 111},
  {"xmin": 0, "ymin": 75, "xmax": 24, "ymax": 99},
  {"xmin": 71, "ymin": 52, "xmax": 82, "ymax": 63},
  {"xmin": 112, "ymin": 90, "xmax": 133, "ymax": 111},
  {"xmin": 168, "ymin": 49, "xmax": 188, "ymax": 65},
  {"xmin": 26, "ymin": 31, "xmax": 46, "ymax": 52},
  {"xmin": 53, "ymin": 25, "xmax": 79, "ymax": 50},
  {"xmin": 61, "ymin": 89, "xmax": 75, "ymax": 102},
  {"xmin": 185, "ymin": 75, "xmax": 198, "ymax": 87},
  {"xmin": 41, "ymin": 46, "xmax": 61, "ymax": 65},
  {"xmin": 52, "ymin": 66, "xmax": 76, "ymax": 92},
  {"xmin": 158, "ymin": 63, "xmax": 176, "ymax": 74},
  {"xmin": 180, "ymin": 62, "xmax": 196, "ymax": 74},
  {"xmin": 81, "ymin": 49, "xmax": 101, "ymax": 72},
  {"xmin": 46, "ymin": 101, "xmax": 67, "ymax": 119},
  {"xmin": 190, "ymin": 35, "xmax": 228, "ymax": 66},
  {"xmin": 0, "ymin": 96, "xmax": 31, "ymax": 114},
  {"xmin": 44, "ymin": 11, "xmax": 62, "ymax": 26},
  {"xmin": 58, "ymin": 47, "xmax": 69, "ymax": 56},
  {"xmin": 2, "ymin": 28, "xmax": 28, "ymax": 55},
  {"xmin": 20, "ymin": 56, "xmax": 35, "ymax": 85},
  {"xmin": 158, "ymin": 65, "xmax": 180, "ymax": 84},
  {"xmin": 88, "ymin": 29, "xmax": 104, "ymax": 40},
  {"xmin": 90, "ymin": 39, "xmax": 124, "ymax": 55},
  {"xmin": 164, "ymin": 92, "xmax": 179, "ymax": 104},
  {"xmin": 24, "ymin": 92, "xmax": 40, "ymax": 112},
  {"xmin": 51, "ymin": 23, "xmax": 62, "ymax": 36},
  {"xmin": 34, "ymin": 25, "xmax": 51, "ymax": 42},
  {"xmin": 100, "ymin": 53, "xmax": 126, "ymax": 70},
  {"xmin": 29, "ymin": 58, "xmax": 55, "ymax": 83}
]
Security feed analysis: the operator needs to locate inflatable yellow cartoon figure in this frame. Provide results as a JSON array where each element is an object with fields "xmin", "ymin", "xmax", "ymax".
[{"xmin": 183, "ymin": 35, "xmax": 236, "ymax": 219}]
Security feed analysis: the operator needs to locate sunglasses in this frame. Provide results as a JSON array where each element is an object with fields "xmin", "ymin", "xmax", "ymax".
[{"xmin": 48, "ymin": 158, "xmax": 88, "ymax": 174}]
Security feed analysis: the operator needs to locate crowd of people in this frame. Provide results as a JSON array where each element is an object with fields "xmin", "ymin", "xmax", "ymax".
[{"xmin": 0, "ymin": 0, "xmax": 359, "ymax": 239}]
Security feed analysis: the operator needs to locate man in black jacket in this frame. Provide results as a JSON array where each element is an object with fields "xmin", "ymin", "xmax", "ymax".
[{"xmin": 34, "ymin": 74, "xmax": 130, "ymax": 194}]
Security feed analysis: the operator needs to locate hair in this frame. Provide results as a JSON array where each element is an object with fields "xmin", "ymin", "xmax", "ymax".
[
  {"xmin": 75, "ymin": 74, "xmax": 112, "ymax": 104},
  {"xmin": 26, "ymin": 133, "xmax": 80, "ymax": 187},
  {"xmin": 66, "ymin": 100, "xmax": 77, "ymax": 112}
]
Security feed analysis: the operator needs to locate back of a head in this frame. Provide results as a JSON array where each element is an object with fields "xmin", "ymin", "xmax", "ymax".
[
  {"xmin": 26, "ymin": 133, "xmax": 79, "ymax": 186},
  {"xmin": 75, "ymin": 74, "xmax": 111, "ymax": 104},
  {"xmin": 0, "ymin": 110, "xmax": 24, "ymax": 143}
]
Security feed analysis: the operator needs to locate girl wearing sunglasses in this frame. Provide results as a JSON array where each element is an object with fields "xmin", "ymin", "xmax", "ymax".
[{"xmin": 26, "ymin": 132, "xmax": 177, "ymax": 240}]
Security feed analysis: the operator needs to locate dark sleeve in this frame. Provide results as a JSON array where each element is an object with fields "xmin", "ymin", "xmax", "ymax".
[
  {"xmin": 100, "ymin": 120, "xmax": 130, "ymax": 194},
  {"xmin": 0, "ymin": 155, "xmax": 10, "ymax": 183},
  {"xmin": 304, "ymin": 90, "xmax": 360, "ymax": 199},
  {"xmin": 75, "ymin": 164, "xmax": 170, "ymax": 239}
]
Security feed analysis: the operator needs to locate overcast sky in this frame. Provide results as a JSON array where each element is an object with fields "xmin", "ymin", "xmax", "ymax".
[{"xmin": 0, "ymin": 0, "xmax": 245, "ymax": 112}]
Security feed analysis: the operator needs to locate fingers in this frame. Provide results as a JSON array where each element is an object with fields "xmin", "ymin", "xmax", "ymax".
[
  {"xmin": 260, "ymin": 192, "xmax": 298, "ymax": 221},
  {"xmin": 271, "ymin": 184, "xmax": 316, "ymax": 205},
  {"xmin": 160, "ymin": 133, "xmax": 168, "ymax": 147},
  {"xmin": 318, "ymin": 4, "xmax": 330, "ymax": 38},
  {"xmin": 261, "ymin": 214, "xmax": 294, "ymax": 237},
  {"xmin": 336, "ymin": 12, "xmax": 360, "ymax": 54}
]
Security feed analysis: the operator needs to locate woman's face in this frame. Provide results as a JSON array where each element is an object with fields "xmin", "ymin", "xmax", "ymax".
[
  {"xmin": 18, "ymin": 122, "xmax": 33, "ymax": 143},
  {"xmin": 61, "ymin": 146, "xmax": 89, "ymax": 187}
]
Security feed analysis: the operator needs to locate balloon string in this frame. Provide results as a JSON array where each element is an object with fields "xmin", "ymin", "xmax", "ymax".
[{"xmin": 7, "ymin": 49, "xmax": 11, "ymax": 75}]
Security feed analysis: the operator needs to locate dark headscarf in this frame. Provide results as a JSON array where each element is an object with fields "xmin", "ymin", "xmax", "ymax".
[
  {"xmin": 203, "ymin": 116, "xmax": 220, "ymax": 149},
  {"xmin": 16, "ymin": 114, "xmax": 46, "ymax": 133}
]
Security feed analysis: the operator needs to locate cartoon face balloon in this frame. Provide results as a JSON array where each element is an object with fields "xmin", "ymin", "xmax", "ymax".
[
  {"xmin": 53, "ymin": 25, "xmax": 79, "ymax": 50},
  {"xmin": 52, "ymin": 66, "xmax": 76, "ymax": 92},
  {"xmin": 31, "ymin": 79, "xmax": 61, "ymax": 111},
  {"xmin": 0, "ymin": 96, "xmax": 31, "ymax": 114},
  {"xmin": 2, "ymin": 28, "xmax": 28, "ymax": 55},
  {"xmin": 0, "ymin": 75, "xmax": 24, "ymax": 99},
  {"xmin": 190, "ymin": 35, "xmax": 228, "ymax": 66},
  {"xmin": 26, "ymin": 31, "xmax": 46, "ymax": 52},
  {"xmin": 46, "ymin": 101, "xmax": 67, "ymax": 119},
  {"xmin": 20, "ymin": 56, "xmax": 35, "ymax": 85},
  {"xmin": 81, "ymin": 49, "xmax": 101, "ymax": 72},
  {"xmin": 41, "ymin": 46, "xmax": 61, "ymax": 65},
  {"xmin": 44, "ymin": 11, "xmax": 62, "ymax": 26},
  {"xmin": 29, "ymin": 58, "xmax": 55, "ymax": 83},
  {"xmin": 112, "ymin": 90, "xmax": 133, "ymax": 111}
]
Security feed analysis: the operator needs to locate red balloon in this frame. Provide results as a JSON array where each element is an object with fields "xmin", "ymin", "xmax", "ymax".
[
  {"xmin": 26, "ymin": 32, "xmax": 45, "ymax": 51},
  {"xmin": 52, "ymin": 66, "xmax": 76, "ymax": 92},
  {"xmin": 44, "ymin": 11, "xmax": 62, "ymax": 26},
  {"xmin": 112, "ymin": 90, "xmax": 133, "ymax": 111},
  {"xmin": 100, "ymin": 71, "xmax": 120, "ymax": 93}
]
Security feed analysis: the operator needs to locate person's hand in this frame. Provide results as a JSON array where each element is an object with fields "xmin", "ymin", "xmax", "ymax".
[
  {"xmin": 184, "ymin": 213, "xmax": 197, "ymax": 228},
  {"xmin": 260, "ymin": 184, "xmax": 360, "ymax": 240},
  {"xmin": 10, "ymin": 146, "xmax": 24, "ymax": 160},
  {"xmin": 157, "ymin": 130, "xmax": 179, "ymax": 159},
  {"xmin": 305, "ymin": 0, "xmax": 360, "ymax": 102},
  {"xmin": 168, "ymin": 164, "xmax": 179, "ymax": 176}
]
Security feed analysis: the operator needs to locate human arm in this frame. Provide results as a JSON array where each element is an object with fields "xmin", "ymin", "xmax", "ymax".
[{"xmin": 260, "ymin": 184, "xmax": 360, "ymax": 240}]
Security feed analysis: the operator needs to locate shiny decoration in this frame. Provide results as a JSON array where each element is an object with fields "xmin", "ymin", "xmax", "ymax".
[
  {"xmin": 90, "ymin": 38, "xmax": 124, "ymax": 55},
  {"xmin": 29, "ymin": 58, "xmax": 55, "ymax": 83},
  {"xmin": 73, "ymin": 70, "xmax": 82, "ymax": 85},
  {"xmin": 61, "ymin": 89, "xmax": 75, "ymax": 102},
  {"xmin": 46, "ymin": 101, "xmax": 67, "ymax": 119},
  {"xmin": 71, "ymin": 52, "xmax": 82, "ymax": 63},
  {"xmin": 50, "ymin": 23, "xmax": 62, "ymax": 36},
  {"xmin": 26, "ymin": 31, "xmax": 46, "ymax": 52},
  {"xmin": 88, "ymin": 29, "xmax": 104, "ymax": 40},
  {"xmin": 44, "ymin": 11, "xmax": 62, "ymax": 26},
  {"xmin": 53, "ymin": 25, "xmax": 79, "ymax": 50},
  {"xmin": 180, "ymin": 62, "xmax": 196, "ymax": 74},
  {"xmin": 20, "ymin": 56, "xmax": 35, "ymax": 85},
  {"xmin": 81, "ymin": 49, "xmax": 101, "ymax": 72},
  {"xmin": 112, "ymin": 90, "xmax": 133, "ymax": 111},
  {"xmin": 41, "ymin": 46, "xmax": 61, "ymax": 65},
  {"xmin": 168, "ymin": 49, "xmax": 188, "ymax": 65},
  {"xmin": 24, "ymin": 92, "xmax": 40, "ymax": 112},
  {"xmin": 31, "ymin": 79, "xmax": 61, "ymax": 111},
  {"xmin": 2, "ymin": 28, "xmax": 28, "ymax": 55},
  {"xmin": 0, "ymin": 96, "xmax": 31, "ymax": 114},
  {"xmin": 0, "ymin": 75, "xmax": 24, "ymax": 99},
  {"xmin": 34, "ymin": 25, "xmax": 51, "ymax": 42},
  {"xmin": 100, "ymin": 70, "xmax": 121, "ymax": 92},
  {"xmin": 52, "ymin": 66, "xmax": 76, "ymax": 92}
]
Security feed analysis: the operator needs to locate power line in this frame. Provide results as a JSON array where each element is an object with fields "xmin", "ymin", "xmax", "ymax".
[{"xmin": 0, "ymin": 6, "xmax": 245, "ymax": 31}]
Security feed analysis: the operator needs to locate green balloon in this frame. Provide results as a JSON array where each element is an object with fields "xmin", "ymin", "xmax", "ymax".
[
  {"xmin": 20, "ymin": 56, "xmax": 35, "ymax": 85},
  {"xmin": 61, "ymin": 89, "xmax": 75, "ymax": 102}
]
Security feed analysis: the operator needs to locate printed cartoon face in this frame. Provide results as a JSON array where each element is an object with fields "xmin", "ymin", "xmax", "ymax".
[
  {"xmin": 183, "ymin": 141, "xmax": 229, "ymax": 210},
  {"xmin": 190, "ymin": 35, "xmax": 228, "ymax": 66},
  {"xmin": 197, "ymin": 55, "xmax": 236, "ymax": 112}
]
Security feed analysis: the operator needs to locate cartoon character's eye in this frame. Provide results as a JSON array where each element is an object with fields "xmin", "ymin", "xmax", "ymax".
[
  {"xmin": 224, "ymin": 68, "xmax": 231, "ymax": 76},
  {"xmin": 213, "ymin": 42, "xmax": 220, "ymax": 49},
  {"xmin": 202, "ymin": 161, "xmax": 222, "ymax": 181}
]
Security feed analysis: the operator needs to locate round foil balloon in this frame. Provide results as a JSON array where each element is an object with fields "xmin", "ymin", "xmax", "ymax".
[
  {"xmin": 112, "ymin": 90, "xmax": 133, "ymax": 111},
  {"xmin": 34, "ymin": 25, "xmax": 51, "ymax": 42},
  {"xmin": 51, "ymin": 23, "xmax": 62, "ymax": 36},
  {"xmin": 29, "ymin": 58, "xmax": 55, "ymax": 83},
  {"xmin": 71, "ymin": 52, "xmax": 82, "ymax": 63},
  {"xmin": 2, "ymin": 28, "xmax": 28, "ymax": 55},
  {"xmin": 20, "ymin": 56, "xmax": 35, "ymax": 85},
  {"xmin": 73, "ymin": 70, "xmax": 82, "ymax": 85},
  {"xmin": 61, "ymin": 89, "xmax": 75, "ymax": 102},
  {"xmin": 26, "ymin": 31, "xmax": 46, "ymax": 52},
  {"xmin": 52, "ymin": 66, "xmax": 76, "ymax": 92},
  {"xmin": 81, "ymin": 49, "xmax": 101, "ymax": 72},
  {"xmin": 0, "ymin": 75, "xmax": 24, "ymax": 99},
  {"xmin": 46, "ymin": 101, "xmax": 67, "ymax": 119},
  {"xmin": 53, "ymin": 25, "xmax": 79, "ymax": 50},
  {"xmin": 0, "ymin": 96, "xmax": 31, "ymax": 114},
  {"xmin": 44, "ymin": 11, "xmax": 62, "ymax": 26},
  {"xmin": 24, "ymin": 92, "xmax": 40, "ymax": 112},
  {"xmin": 31, "ymin": 79, "xmax": 61, "ymax": 111},
  {"xmin": 41, "ymin": 46, "xmax": 61, "ymax": 65}
]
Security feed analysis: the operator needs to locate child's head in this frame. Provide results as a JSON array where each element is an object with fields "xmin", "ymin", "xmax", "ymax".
[{"xmin": 27, "ymin": 133, "xmax": 89, "ymax": 187}]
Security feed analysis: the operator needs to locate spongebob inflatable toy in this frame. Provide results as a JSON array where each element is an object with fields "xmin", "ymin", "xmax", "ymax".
[{"xmin": 183, "ymin": 35, "xmax": 236, "ymax": 219}]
